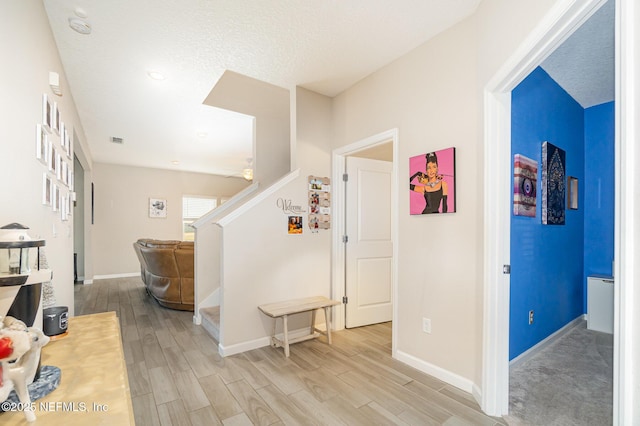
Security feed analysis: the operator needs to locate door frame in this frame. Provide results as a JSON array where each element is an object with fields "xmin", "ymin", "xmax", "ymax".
[
  {"xmin": 331, "ymin": 129, "xmax": 399, "ymax": 349},
  {"xmin": 481, "ymin": 0, "xmax": 635, "ymax": 420}
]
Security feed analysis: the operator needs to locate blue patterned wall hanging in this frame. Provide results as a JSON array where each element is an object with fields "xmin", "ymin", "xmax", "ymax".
[{"xmin": 541, "ymin": 141, "xmax": 565, "ymax": 225}]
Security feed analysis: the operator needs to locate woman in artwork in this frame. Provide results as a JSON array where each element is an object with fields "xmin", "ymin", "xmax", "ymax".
[
  {"xmin": 288, "ymin": 216, "xmax": 302, "ymax": 234},
  {"xmin": 410, "ymin": 152, "xmax": 448, "ymax": 214}
]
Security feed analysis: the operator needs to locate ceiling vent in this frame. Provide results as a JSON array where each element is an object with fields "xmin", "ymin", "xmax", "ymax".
[{"xmin": 110, "ymin": 137, "xmax": 124, "ymax": 144}]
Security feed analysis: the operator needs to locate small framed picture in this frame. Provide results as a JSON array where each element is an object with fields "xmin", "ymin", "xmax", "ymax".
[
  {"xmin": 568, "ymin": 176, "xmax": 578, "ymax": 210},
  {"xmin": 65, "ymin": 127, "xmax": 72, "ymax": 158},
  {"xmin": 42, "ymin": 94, "xmax": 52, "ymax": 132},
  {"xmin": 60, "ymin": 193, "xmax": 66, "ymax": 219},
  {"xmin": 60, "ymin": 193, "xmax": 69, "ymax": 221},
  {"xmin": 61, "ymin": 161, "xmax": 68, "ymax": 186},
  {"xmin": 288, "ymin": 216, "xmax": 303, "ymax": 234},
  {"xmin": 60, "ymin": 122, "xmax": 66, "ymax": 149},
  {"xmin": 51, "ymin": 184, "xmax": 59, "ymax": 211},
  {"xmin": 55, "ymin": 151, "xmax": 62, "ymax": 180},
  {"xmin": 36, "ymin": 124, "xmax": 48, "ymax": 164},
  {"xmin": 52, "ymin": 102, "xmax": 60, "ymax": 135},
  {"xmin": 48, "ymin": 145, "xmax": 56, "ymax": 172},
  {"xmin": 42, "ymin": 173, "xmax": 52, "ymax": 205},
  {"xmin": 149, "ymin": 198, "xmax": 167, "ymax": 218}
]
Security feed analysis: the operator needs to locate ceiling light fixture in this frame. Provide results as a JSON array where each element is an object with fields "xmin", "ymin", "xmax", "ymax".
[
  {"xmin": 147, "ymin": 71, "xmax": 165, "ymax": 81},
  {"xmin": 171, "ymin": 160, "xmax": 180, "ymax": 165},
  {"xmin": 196, "ymin": 132, "xmax": 208, "ymax": 138},
  {"xmin": 68, "ymin": 18, "xmax": 91, "ymax": 35},
  {"xmin": 242, "ymin": 168, "xmax": 253, "ymax": 182},
  {"xmin": 242, "ymin": 158, "xmax": 254, "ymax": 182}
]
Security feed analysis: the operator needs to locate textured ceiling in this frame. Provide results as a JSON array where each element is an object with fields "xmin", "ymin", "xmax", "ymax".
[
  {"xmin": 541, "ymin": 0, "xmax": 614, "ymax": 108},
  {"xmin": 43, "ymin": 0, "xmax": 481, "ymax": 176}
]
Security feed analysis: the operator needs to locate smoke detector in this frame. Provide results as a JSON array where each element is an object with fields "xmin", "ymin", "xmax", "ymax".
[{"xmin": 68, "ymin": 18, "xmax": 91, "ymax": 35}]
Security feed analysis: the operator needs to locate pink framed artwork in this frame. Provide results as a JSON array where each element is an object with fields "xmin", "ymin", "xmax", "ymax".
[{"xmin": 409, "ymin": 147, "xmax": 456, "ymax": 215}]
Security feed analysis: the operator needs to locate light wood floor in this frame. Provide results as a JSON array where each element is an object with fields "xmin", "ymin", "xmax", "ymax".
[{"xmin": 75, "ymin": 277, "xmax": 506, "ymax": 426}]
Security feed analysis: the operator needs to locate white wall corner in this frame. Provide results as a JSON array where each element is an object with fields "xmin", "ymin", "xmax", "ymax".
[{"xmin": 198, "ymin": 287, "xmax": 220, "ymax": 312}]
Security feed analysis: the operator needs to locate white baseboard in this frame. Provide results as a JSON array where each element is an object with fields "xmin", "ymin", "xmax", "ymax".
[
  {"xmin": 93, "ymin": 272, "xmax": 139, "ymax": 280},
  {"xmin": 394, "ymin": 350, "xmax": 475, "ymax": 393},
  {"xmin": 509, "ymin": 314, "xmax": 586, "ymax": 368},
  {"xmin": 218, "ymin": 327, "xmax": 312, "ymax": 357}
]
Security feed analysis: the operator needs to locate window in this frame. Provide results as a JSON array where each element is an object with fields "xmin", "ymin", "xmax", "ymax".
[{"xmin": 182, "ymin": 196, "xmax": 217, "ymax": 241}]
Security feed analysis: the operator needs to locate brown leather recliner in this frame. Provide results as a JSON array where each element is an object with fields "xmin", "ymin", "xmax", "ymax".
[{"xmin": 133, "ymin": 239, "xmax": 194, "ymax": 311}]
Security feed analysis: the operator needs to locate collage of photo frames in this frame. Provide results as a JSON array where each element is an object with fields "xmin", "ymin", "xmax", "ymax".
[
  {"xmin": 286, "ymin": 176, "xmax": 331, "ymax": 235},
  {"xmin": 307, "ymin": 176, "xmax": 331, "ymax": 232},
  {"xmin": 39, "ymin": 93, "xmax": 74, "ymax": 221}
]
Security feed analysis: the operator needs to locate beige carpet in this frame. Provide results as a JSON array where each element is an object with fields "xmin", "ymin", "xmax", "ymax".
[{"xmin": 508, "ymin": 320, "xmax": 613, "ymax": 425}]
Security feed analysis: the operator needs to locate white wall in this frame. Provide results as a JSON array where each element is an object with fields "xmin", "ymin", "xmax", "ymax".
[
  {"xmin": 91, "ymin": 163, "xmax": 249, "ymax": 276},
  {"xmin": 219, "ymin": 88, "xmax": 333, "ymax": 352},
  {"xmin": 330, "ymin": 0, "xmax": 560, "ymax": 388},
  {"xmin": 0, "ymin": 0, "xmax": 92, "ymax": 319},
  {"xmin": 204, "ymin": 71, "xmax": 291, "ymax": 187},
  {"xmin": 195, "ymin": 223, "xmax": 221, "ymax": 309}
]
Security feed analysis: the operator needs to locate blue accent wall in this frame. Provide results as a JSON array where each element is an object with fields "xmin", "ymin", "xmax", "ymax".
[
  {"xmin": 583, "ymin": 102, "xmax": 615, "ymax": 304},
  {"xmin": 510, "ymin": 67, "xmax": 586, "ymax": 360}
]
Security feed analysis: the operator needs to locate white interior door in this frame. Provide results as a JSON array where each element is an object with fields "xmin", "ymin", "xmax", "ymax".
[{"xmin": 345, "ymin": 156, "xmax": 393, "ymax": 328}]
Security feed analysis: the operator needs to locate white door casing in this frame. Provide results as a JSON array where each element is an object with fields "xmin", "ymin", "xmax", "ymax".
[{"xmin": 481, "ymin": 0, "xmax": 619, "ymax": 418}]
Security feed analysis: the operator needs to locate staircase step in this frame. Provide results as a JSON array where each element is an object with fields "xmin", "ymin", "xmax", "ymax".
[{"xmin": 200, "ymin": 306, "xmax": 220, "ymax": 342}]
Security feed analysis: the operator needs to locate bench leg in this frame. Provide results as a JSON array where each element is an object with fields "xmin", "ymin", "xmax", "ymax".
[
  {"xmin": 310, "ymin": 309, "xmax": 316, "ymax": 335},
  {"xmin": 283, "ymin": 314, "xmax": 290, "ymax": 357},
  {"xmin": 324, "ymin": 306, "xmax": 332, "ymax": 345},
  {"xmin": 271, "ymin": 318, "xmax": 277, "ymax": 347}
]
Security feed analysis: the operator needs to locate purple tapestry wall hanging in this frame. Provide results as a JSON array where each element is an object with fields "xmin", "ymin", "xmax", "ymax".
[
  {"xmin": 541, "ymin": 141, "xmax": 565, "ymax": 225},
  {"xmin": 513, "ymin": 154, "xmax": 537, "ymax": 217}
]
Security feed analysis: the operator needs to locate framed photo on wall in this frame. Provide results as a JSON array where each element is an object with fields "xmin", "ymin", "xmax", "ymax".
[
  {"xmin": 568, "ymin": 176, "xmax": 578, "ymax": 210},
  {"xmin": 36, "ymin": 124, "xmax": 48, "ymax": 164},
  {"xmin": 409, "ymin": 147, "xmax": 456, "ymax": 214},
  {"xmin": 288, "ymin": 216, "xmax": 303, "ymax": 234},
  {"xmin": 42, "ymin": 173, "xmax": 52, "ymax": 206},
  {"xmin": 42, "ymin": 94, "xmax": 52, "ymax": 132},
  {"xmin": 149, "ymin": 198, "xmax": 167, "ymax": 218}
]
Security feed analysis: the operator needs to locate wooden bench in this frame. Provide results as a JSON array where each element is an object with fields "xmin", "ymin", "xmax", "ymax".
[{"xmin": 258, "ymin": 296, "xmax": 341, "ymax": 357}]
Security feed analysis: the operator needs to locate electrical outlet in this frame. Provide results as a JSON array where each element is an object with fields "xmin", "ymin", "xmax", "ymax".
[
  {"xmin": 422, "ymin": 318, "xmax": 432, "ymax": 334},
  {"xmin": 528, "ymin": 310, "xmax": 534, "ymax": 325}
]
